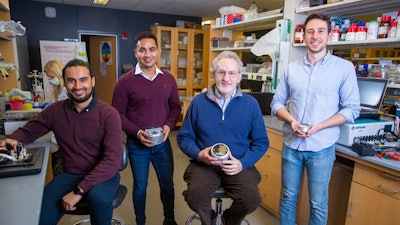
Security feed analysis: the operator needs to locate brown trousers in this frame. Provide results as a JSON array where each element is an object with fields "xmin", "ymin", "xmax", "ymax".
[{"xmin": 183, "ymin": 161, "xmax": 261, "ymax": 225}]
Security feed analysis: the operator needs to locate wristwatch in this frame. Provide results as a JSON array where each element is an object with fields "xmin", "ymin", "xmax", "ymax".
[{"xmin": 73, "ymin": 186, "xmax": 84, "ymax": 196}]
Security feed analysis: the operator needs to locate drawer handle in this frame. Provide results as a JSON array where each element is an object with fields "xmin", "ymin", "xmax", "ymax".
[
  {"xmin": 349, "ymin": 200, "xmax": 356, "ymax": 217},
  {"xmin": 381, "ymin": 172, "xmax": 400, "ymax": 181},
  {"xmin": 378, "ymin": 184, "xmax": 400, "ymax": 193}
]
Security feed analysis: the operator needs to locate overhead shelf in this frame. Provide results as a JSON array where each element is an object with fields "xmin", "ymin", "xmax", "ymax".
[
  {"xmin": 293, "ymin": 37, "xmax": 400, "ymax": 49},
  {"xmin": 0, "ymin": 33, "xmax": 12, "ymax": 40},
  {"xmin": 0, "ymin": 1, "xmax": 9, "ymax": 11},
  {"xmin": 296, "ymin": 0, "xmax": 400, "ymax": 17},
  {"xmin": 211, "ymin": 46, "xmax": 252, "ymax": 52},
  {"xmin": 211, "ymin": 13, "xmax": 283, "ymax": 32}
]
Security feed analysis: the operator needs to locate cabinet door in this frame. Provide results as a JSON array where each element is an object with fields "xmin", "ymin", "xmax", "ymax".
[
  {"xmin": 158, "ymin": 28, "xmax": 175, "ymax": 75},
  {"xmin": 346, "ymin": 181, "xmax": 400, "ymax": 225},
  {"xmin": 191, "ymin": 30, "xmax": 207, "ymax": 95},
  {"xmin": 176, "ymin": 30, "xmax": 190, "ymax": 96}
]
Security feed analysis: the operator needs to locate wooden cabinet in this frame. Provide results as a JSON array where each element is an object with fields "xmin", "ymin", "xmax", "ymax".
[
  {"xmin": 151, "ymin": 26, "xmax": 209, "ymax": 97},
  {"xmin": 0, "ymin": 0, "xmax": 17, "ymax": 91},
  {"xmin": 345, "ymin": 162, "xmax": 400, "ymax": 225},
  {"xmin": 256, "ymin": 128, "xmax": 283, "ymax": 217}
]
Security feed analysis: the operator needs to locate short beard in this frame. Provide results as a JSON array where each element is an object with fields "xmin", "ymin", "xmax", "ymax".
[{"xmin": 68, "ymin": 89, "xmax": 94, "ymax": 103}]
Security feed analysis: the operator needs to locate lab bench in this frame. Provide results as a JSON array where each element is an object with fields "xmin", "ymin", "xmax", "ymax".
[{"xmin": 261, "ymin": 116, "xmax": 400, "ymax": 225}]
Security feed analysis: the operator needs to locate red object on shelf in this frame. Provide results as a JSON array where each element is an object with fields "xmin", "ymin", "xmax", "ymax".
[{"xmin": 9, "ymin": 99, "xmax": 25, "ymax": 110}]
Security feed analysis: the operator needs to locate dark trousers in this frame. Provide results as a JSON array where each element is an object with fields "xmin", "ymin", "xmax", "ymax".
[
  {"xmin": 126, "ymin": 138, "xmax": 176, "ymax": 225},
  {"xmin": 39, "ymin": 172, "xmax": 120, "ymax": 225},
  {"xmin": 183, "ymin": 161, "xmax": 261, "ymax": 225}
]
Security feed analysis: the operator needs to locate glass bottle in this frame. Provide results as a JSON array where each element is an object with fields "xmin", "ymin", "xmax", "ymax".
[
  {"xmin": 248, "ymin": 1, "xmax": 258, "ymax": 20},
  {"xmin": 378, "ymin": 16, "xmax": 391, "ymax": 38},
  {"xmin": 294, "ymin": 24, "xmax": 304, "ymax": 43}
]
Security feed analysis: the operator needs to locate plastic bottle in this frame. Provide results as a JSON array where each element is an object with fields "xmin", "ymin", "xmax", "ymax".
[
  {"xmin": 331, "ymin": 29, "xmax": 340, "ymax": 42},
  {"xmin": 355, "ymin": 24, "xmax": 367, "ymax": 41},
  {"xmin": 396, "ymin": 11, "xmax": 400, "ymax": 38},
  {"xmin": 346, "ymin": 25, "xmax": 357, "ymax": 41},
  {"xmin": 389, "ymin": 21, "xmax": 397, "ymax": 38},
  {"xmin": 294, "ymin": 24, "xmax": 304, "ymax": 43},
  {"xmin": 248, "ymin": 1, "xmax": 258, "ymax": 20},
  {"xmin": 367, "ymin": 19, "xmax": 379, "ymax": 40}
]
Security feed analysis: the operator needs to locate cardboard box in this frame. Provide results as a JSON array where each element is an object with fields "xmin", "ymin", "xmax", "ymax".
[{"xmin": 176, "ymin": 20, "xmax": 194, "ymax": 28}]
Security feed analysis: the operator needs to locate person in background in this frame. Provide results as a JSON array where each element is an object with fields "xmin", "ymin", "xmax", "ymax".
[
  {"xmin": 270, "ymin": 13, "xmax": 360, "ymax": 225},
  {"xmin": 112, "ymin": 31, "xmax": 181, "ymax": 225},
  {"xmin": 1, "ymin": 59, "xmax": 123, "ymax": 225},
  {"xmin": 44, "ymin": 60, "xmax": 68, "ymax": 102},
  {"xmin": 43, "ymin": 59, "xmax": 69, "ymax": 175},
  {"xmin": 177, "ymin": 51, "xmax": 269, "ymax": 225}
]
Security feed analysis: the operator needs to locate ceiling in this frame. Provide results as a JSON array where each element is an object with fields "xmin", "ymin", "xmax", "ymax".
[{"xmin": 31, "ymin": 0, "xmax": 285, "ymax": 20}]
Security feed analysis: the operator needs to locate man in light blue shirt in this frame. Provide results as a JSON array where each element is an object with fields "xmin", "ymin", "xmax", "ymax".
[{"xmin": 270, "ymin": 14, "xmax": 360, "ymax": 225}]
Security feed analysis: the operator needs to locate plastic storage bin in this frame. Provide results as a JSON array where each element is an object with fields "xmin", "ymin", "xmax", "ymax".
[{"xmin": 9, "ymin": 100, "xmax": 25, "ymax": 110}]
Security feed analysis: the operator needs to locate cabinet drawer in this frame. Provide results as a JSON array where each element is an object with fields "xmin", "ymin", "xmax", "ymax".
[
  {"xmin": 259, "ymin": 167, "xmax": 281, "ymax": 190},
  {"xmin": 267, "ymin": 128, "xmax": 283, "ymax": 150},
  {"xmin": 353, "ymin": 163, "xmax": 400, "ymax": 200},
  {"xmin": 256, "ymin": 148, "xmax": 281, "ymax": 173},
  {"xmin": 259, "ymin": 180, "xmax": 281, "ymax": 216}
]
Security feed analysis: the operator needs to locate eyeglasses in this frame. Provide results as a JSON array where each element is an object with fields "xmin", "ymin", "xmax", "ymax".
[{"xmin": 215, "ymin": 70, "xmax": 240, "ymax": 78}]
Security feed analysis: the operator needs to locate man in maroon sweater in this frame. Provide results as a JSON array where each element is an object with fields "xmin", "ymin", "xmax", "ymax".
[
  {"xmin": 2, "ymin": 59, "xmax": 122, "ymax": 225},
  {"xmin": 112, "ymin": 31, "xmax": 181, "ymax": 225}
]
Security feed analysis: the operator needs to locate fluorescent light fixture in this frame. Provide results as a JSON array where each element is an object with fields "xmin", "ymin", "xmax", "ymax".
[{"xmin": 93, "ymin": 0, "xmax": 109, "ymax": 5}]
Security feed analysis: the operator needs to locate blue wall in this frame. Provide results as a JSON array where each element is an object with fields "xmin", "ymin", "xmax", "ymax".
[{"xmin": 9, "ymin": 0, "xmax": 201, "ymax": 76}]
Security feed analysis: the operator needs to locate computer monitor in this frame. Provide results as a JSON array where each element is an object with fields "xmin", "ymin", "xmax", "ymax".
[{"xmin": 357, "ymin": 77, "xmax": 388, "ymax": 111}]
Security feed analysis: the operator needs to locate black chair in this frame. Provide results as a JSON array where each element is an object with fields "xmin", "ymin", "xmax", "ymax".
[
  {"xmin": 66, "ymin": 144, "xmax": 128, "ymax": 225},
  {"xmin": 185, "ymin": 187, "xmax": 251, "ymax": 225}
]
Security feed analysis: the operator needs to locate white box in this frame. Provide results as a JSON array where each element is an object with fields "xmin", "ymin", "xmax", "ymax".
[{"xmin": 337, "ymin": 118, "xmax": 394, "ymax": 147}]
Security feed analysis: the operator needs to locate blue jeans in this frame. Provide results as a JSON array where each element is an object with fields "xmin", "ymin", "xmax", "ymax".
[
  {"xmin": 280, "ymin": 144, "xmax": 335, "ymax": 225},
  {"xmin": 127, "ymin": 138, "xmax": 176, "ymax": 225},
  {"xmin": 39, "ymin": 172, "xmax": 120, "ymax": 225}
]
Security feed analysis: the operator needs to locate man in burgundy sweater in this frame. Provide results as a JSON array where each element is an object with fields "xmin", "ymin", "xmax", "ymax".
[
  {"xmin": 112, "ymin": 31, "xmax": 181, "ymax": 225},
  {"xmin": 2, "ymin": 59, "xmax": 123, "ymax": 225}
]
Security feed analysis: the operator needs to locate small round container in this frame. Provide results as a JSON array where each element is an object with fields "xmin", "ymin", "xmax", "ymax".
[
  {"xmin": 299, "ymin": 124, "xmax": 310, "ymax": 133},
  {"xmin": 210, "ymin": 143, "xmax": 230, "ymax": 161},
  {"xmin": 145, "ymin": 127, "xmax": 164, "ymax": 145}
]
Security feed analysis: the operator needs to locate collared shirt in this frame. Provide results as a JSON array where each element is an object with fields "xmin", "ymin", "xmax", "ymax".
[
  {"xmin": 69, "ymin": 92, "xmax": 97, "ymax": 114},
  {"xmin": 134, "ymin": 63, "xmax": 163, "ymax": 81},
  {"xmin": 214, "ymin": 88, "xmax": 236, "ymax": 113},
  {"xmin": 271, "ymin": 51, "xmax": 360, "ymax": 151}
]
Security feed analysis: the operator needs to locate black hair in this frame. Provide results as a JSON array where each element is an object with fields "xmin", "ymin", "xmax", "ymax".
[
  {"xmin": 134, "ymin": 31, "xmax": 158, "ymax": 48},
  {"xmin": 62, "ymin": 59, "xmax": 94, "ymax": 79},
  {"xmin": 304, "ymin": 13, "xmax": 331, "ymax": 33}
]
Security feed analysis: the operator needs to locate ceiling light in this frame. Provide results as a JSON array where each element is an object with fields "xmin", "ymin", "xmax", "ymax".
[{"xmin": 93, "ymin": 0, "xmax": 109, "ymax": 5}]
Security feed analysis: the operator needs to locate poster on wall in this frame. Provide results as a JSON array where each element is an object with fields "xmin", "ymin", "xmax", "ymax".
[
  {"xmin": 100, "ymin": 41, "xmax": 112, "ymax": 65},
  {"xmin": 39, "ymin": 40, "xmax": 88, "ymax": 102}
]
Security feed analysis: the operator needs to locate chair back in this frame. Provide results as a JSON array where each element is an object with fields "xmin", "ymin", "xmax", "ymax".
[{"xmin": 120, "ymin": 143, "xmax": 128, "ymax": 171}]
